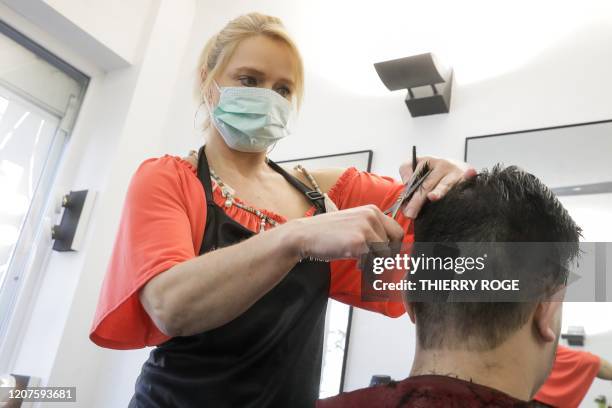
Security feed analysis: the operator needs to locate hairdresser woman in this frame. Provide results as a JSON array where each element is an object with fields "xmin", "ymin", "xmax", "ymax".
[{"xmin": 90, "ymin": 12, "xmax": 474, "ymax": 408}]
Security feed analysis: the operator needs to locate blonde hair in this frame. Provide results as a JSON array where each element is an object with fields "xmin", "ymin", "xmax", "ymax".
[{"xmin": 196, "ymin": 12, "xmax": 304, "ymax": 119}]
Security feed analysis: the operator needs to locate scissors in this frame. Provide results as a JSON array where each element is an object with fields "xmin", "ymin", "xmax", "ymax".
[
  {"xmin": 360, "ymin": 146, "xmax": 431, "ymax": 281},
  {"xmin": 383, "ymin": 145, "xmax": 432, "ymax": 220},
  {"xmin": 360, "ymin": 146, "xmax": 430, "ymax": 275}
]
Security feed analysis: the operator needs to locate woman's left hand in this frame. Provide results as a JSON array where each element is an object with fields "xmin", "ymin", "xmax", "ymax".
[{"xmin": 399, "ymin": 156, "xmax": 477, "ymax": 218}]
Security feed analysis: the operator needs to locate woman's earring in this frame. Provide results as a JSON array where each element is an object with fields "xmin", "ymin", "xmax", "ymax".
[{"xmin": 193, "ymin": 100, "xmax": 207, "ymax": 130}]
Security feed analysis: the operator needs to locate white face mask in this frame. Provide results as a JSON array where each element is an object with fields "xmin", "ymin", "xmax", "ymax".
[{"xmin": 207, "ymin": 82, "xmax": 292, "ymax": 153}]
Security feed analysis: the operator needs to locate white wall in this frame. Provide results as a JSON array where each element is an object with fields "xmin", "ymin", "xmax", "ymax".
[
  {"xmin": 2, "ymin": 0, "xmax": 156, "ymax": 70},
  {"xmin": 3, "ymin": 0, "xmax": 612, "ymax": 406},
  {"xmin": 41, "ymin": 0, "xmax": 156, "ymax": 64}
]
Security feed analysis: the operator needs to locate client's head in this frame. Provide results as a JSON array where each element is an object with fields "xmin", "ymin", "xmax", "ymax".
[{"xmin": 404, "ymin": 164, "xmax": 581, "ymax": 397}]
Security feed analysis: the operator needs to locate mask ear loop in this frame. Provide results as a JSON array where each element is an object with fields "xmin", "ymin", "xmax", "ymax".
[
  {"xmin": 203, "ymin": 81, "xmax": 219, "ymax": 115},
  {"xmin": 198, "ymin": 81, "xmax": 222, "ymax": 143},
  {"xmin": 193, "ymin": 100, "xmax": 206, "ymax": 131},
  {"xmin": 265, "ymin": 141, "xmax": 278, "ymax": 162}
]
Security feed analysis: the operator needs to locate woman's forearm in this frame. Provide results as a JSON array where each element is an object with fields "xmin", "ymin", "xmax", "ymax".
[{"xmin": 140, "ymin": 221, "xmax": 303, "ymax": 337}]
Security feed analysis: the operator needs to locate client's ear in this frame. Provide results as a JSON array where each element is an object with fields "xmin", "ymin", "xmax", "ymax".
[{"xmin": 533, "ymin": 301, "xmax": 561, "ymax": 343}]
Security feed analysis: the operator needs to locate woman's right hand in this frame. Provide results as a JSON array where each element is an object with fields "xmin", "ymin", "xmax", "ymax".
[{"xmin": 283, "ymin": 205, "xmax": 404, "ymax": 261}]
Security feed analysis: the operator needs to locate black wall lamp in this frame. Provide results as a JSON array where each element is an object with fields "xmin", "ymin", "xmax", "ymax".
[
  {"xmin": 374, "ymin": 53, "xmax": 453, "ymax": 117},
  {"xmin": 561, "ymin": 326, "xmax": 585, "ymax": 347},
  {"xmin": 51, "ymin": 189, "xmax": 96, "ymax": 252}
]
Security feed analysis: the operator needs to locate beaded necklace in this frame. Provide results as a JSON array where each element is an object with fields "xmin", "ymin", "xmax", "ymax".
[
  {"xmin": 208, "ymin": 167, "xmax": 279, "ymax": 233},
  {"xmin": 190, "ymin": 149, "xmax": 278, "ymax": 233}
]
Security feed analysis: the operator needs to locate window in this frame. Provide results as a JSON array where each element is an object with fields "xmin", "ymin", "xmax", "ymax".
[{"xmin": 0, "ymin": 20, "xmax": 88, "ymax": 356}]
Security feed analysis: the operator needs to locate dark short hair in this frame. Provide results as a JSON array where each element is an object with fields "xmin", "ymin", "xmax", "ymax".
[{"xmin": 411, "ymin": 164, "xmax": 581, "ymax": 350}]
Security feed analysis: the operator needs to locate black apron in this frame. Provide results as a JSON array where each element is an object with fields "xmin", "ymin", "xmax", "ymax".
[{"xmin": 129, "ymin": 146, "xmax": 331, "ymax": 408}]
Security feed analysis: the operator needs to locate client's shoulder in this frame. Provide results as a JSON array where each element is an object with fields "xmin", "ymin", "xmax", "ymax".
[
  {"xmin": 317, "ymin": 375, "xmax": 531, "ymax": 408},
  {"xmin": 317, "ymin": 378, "xmax": 414, "ymax": 408}
]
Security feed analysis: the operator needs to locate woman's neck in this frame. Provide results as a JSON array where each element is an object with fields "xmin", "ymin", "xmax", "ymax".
[{"xmin": 204, "ymin": 131, "xmax": 270, "ymax": 179}]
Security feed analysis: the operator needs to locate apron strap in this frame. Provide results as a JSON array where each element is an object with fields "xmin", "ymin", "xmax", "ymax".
[
  {"xmin": 267, "ymin": 159, "xmax": 327, "ymax": 213},
  {"xmin": 197, "ymin": 145, "xmax": 215, "ymax": 203}
]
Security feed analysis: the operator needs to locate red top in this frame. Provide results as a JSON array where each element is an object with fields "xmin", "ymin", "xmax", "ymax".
[
  {"xmin": 316, "ymin": 375, "xmax": 530, "ymax": 408},
  {"xmin": 534, "ymin": 345, "xmax": 601, "ymax": 408},
  {"xmin": 90, "ymin": 155, "xmax": 411, "ymax": 349}
]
